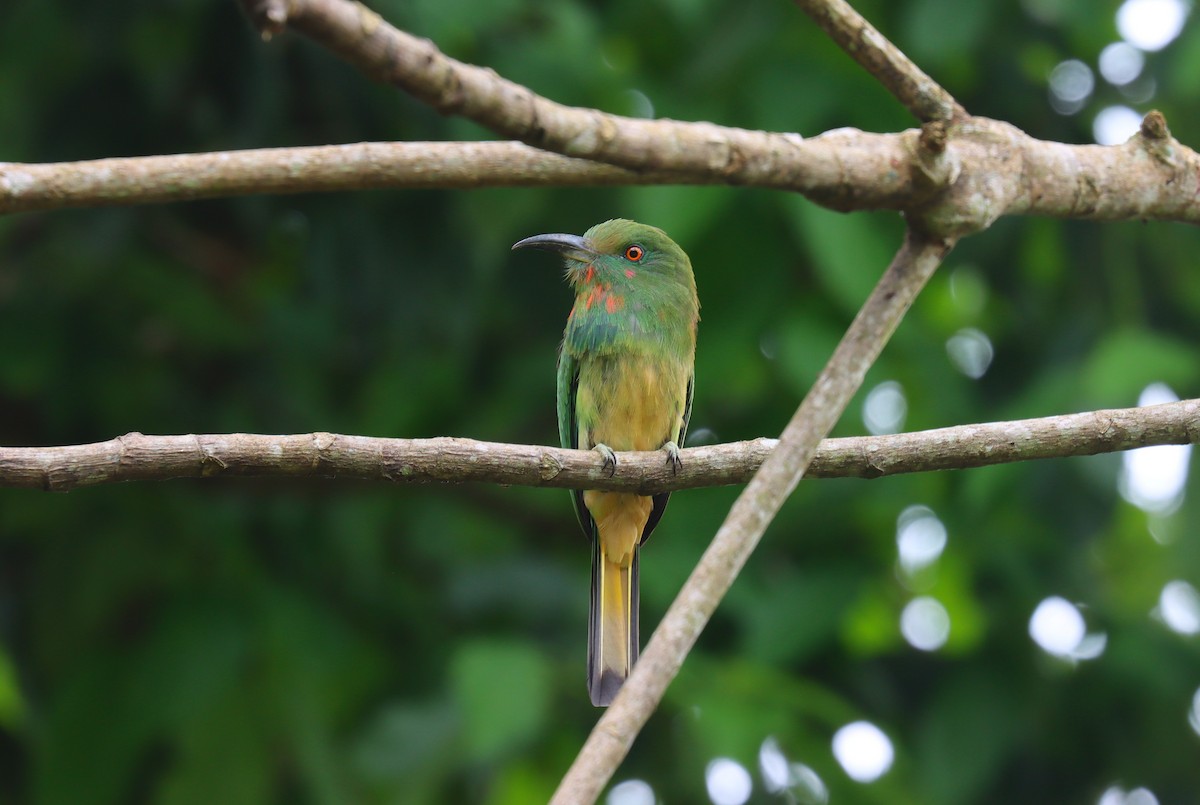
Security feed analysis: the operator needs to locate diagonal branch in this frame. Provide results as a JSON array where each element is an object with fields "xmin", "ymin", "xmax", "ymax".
[
  {"xmin": 232, "ymin": 0, "xmax": 1200, "ymax": 234},
  {"xmin": 550, "ymin": 228, "xmax": 956, "ymax": 803},
  {"xmin": 794, "ymin": 0, "xmax": 966, "ymax": 122},
  {"xmin": 236, "ymin": 0, "xmax": 904, "ymax": 186},
  {"xmin": 2, "ymin": 399, "xmax": 1196, "ymax": 492}
]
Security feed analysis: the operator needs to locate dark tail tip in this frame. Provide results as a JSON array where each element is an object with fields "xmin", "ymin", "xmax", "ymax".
[{"xmin": 589, "ymin": 668, "xmax": 626, "ymax": 707}]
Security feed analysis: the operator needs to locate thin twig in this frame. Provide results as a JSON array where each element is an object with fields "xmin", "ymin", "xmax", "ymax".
[
  {"xmin": 550, "ymin": 229, "xmax": 956, "ymax": 803},
  {"xmin": 1, "ymin": 400, "xmax": 1196, "ymax": 492},
  {"xmin": 794, "ymin": 0, "xmax": 966, "ymax": 122}
]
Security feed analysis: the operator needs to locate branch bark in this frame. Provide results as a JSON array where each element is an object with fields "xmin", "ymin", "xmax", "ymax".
[
  {"xmin": 2, "ymin": 399, "xmax": 1196, "ymax": 493},
  {"xmin": 0, "ymin": 132, "xmax": 917, "ymax": 215},
  {"xmin": 6, "ymin": 120, "xmax": 1198, "ymax": 225},
  {"xmin": 0, "ymin": 142, "xmax": 691, "ymax": 214}
]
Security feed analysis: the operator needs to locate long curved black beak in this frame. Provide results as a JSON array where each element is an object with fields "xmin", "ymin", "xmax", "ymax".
[{"xmin": 511, "ymin": 233, "xmax": 596, "ymax": 263}]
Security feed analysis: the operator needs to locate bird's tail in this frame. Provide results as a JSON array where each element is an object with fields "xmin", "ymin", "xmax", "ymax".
[{"xmin": 587, "ymin": 537, "xmax": 639, "ymax": 707}]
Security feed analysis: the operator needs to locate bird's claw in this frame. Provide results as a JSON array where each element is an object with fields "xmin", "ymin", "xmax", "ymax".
[
  {"xmin": 663, "ymin": 441, "xmax": 683, "ymax": 475},
  {"xmin": 593, "ymin": 443, "xmax": 618, "ymax": 477}
]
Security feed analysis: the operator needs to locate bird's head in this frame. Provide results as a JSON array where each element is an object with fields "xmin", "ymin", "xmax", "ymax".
[{"xmin": 512, "ymin": 219, "xmax": 696, "ymax": 298}]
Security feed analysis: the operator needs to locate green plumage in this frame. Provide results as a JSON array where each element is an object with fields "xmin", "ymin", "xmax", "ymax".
[{"xmin": 514, "ymin": 219, "xmax": 699, "ymax": 706}]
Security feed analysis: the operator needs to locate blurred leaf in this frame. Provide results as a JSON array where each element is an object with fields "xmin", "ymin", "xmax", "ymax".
[
  {"xmin": 349, "ymin": 700, "xmax": 459, "ymax": 801},
  {"xmin": 735, "ymin": 564, "xmax": 863, "ymax": 665},
  {"xmin": 1081, "ymin": 328, "xmax": 1198, "ymax": 405},
  {"xmin": 156, "ymin": 686, "xmax": 272, "ymax": 805},
  {"xmin": 450, "ymin": 640, "xmax": 553, "ymax": 763},
  {"xmin": 842, "ymin": 585, "xmax": 904, "ymax": 657},
  {"xmin": 787, "ymin": 201, "xmax": 901, "ymax": 316},
  {"xmin": 928, "ymin": 553, "xmax": 987, "ymax": 654},
  {"xmin": 915, "ymin": 670, "xmax": 1020, "ymax": 804},
  {"xmin": 485, "ymin": 761, "xmax": 556, "ymax": 805},
  {"xmin": 0, "ymin": 647, "xmax": 23, "ymax": 728},
  {"xmin": 901, "ymin": 0, "xmax": 994, "ymax": 72}
]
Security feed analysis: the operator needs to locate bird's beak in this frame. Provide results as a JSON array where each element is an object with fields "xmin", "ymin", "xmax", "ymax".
[{"xmin": 511, "ymin": 233, "xmax": 597, "ymax": 263}]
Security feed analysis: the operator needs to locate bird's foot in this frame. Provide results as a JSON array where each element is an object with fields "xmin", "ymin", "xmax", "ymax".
[
  {"xmin": 593, "ymin": 443, "xmax": 617, "ymax": 477},
  {"xmin": 662, "ymin": 441, "xmax": 683, "ymax": 475}
]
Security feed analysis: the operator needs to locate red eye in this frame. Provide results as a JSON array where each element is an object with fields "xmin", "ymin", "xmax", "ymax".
[{"xmin": 624, "ymin": 244, "xmax": 645, "ymax": 262}]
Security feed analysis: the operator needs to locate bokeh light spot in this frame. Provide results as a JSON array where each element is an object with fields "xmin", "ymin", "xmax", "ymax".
[
  {"xmin": 832, "ymin": 721, "xmax": 894, "ymax": 783},
  {"xmin": 758, "ymin": 738, "xmax": 828, "ymax": 803},
  {"xmin": 1099, "ymin": 41, "xmax": 1145, "ymax": 84},
  {"xmin": 863, "ymin": 380, "xmax": 907, "ymax": 435},
  {"xmin": 1048, "ymin": 59, "xmax": 1093, "ymax": 114},
  {"xmin": 1029, "ymin": 596, "xmax": 1085, "ymax": 657},
  {"xmin": 946, "ymin": 327, "xmax": 994, "ymax": 379},
  {"xmin": 1098, "ymin": 785, "xmax": 1161, "ymax": 805},
  {"xmin": 1120, "ymin": 384, "xmax": 1191, "ymax": 514},
  {"xmin": 1188, "ymin": 687, "xmax": 1200, "ymax": 737},
  {"xmin": 1072, "ymin": 631, "xmax": 1108, "ymax": 661},
  {"xmin": 608, "ymin": 779, "xmax": 655, "ymax": 805},
  {"xmin": 896, "ymin": 505, "xmax": 947, "ymax": 575},
  {"xmin": 625, "ymin": 89, "xmax": 654, "ymax": 119},
  {"xmin": 706, "ymin": 757, "xmax": 752, "ymax": 805},
  {"xmin": 1116, "ymin": 0, "xmax": 1188, "ymax": 51},
  {"xmin": 1093, "ymin": 106, "xmax": 1143, "ymax": 145},
  {"xmin": 759, "ymin": 737, "xmax": 790, "ymax": 793},
  {"xmin": 901, "ymin": 596, "xmax": 951, "ymax": 651},
  {"xmin": 1157, "ymin": 580, "xmax": 1200, "ymax": 635}
]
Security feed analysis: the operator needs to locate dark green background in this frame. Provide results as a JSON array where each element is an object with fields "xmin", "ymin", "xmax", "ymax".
[{"xmin": 2, "ymin": 0, "xmax": 1199, "ymax": 802}]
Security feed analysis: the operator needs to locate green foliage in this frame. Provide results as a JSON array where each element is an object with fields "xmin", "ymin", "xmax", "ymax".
[{"xmin": 2, "ymin": 0, "xmax": 1200, "ymax": 803}]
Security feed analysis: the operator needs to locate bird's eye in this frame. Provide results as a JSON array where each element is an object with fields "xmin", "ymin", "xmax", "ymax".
[{"xmin": 624, "ymin": 244, "xmax": 645, "ymax": 262}]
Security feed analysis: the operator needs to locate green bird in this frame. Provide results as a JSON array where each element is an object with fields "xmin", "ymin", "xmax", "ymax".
[{"xmin": 512, "ymin": 219, "xmax": 699, "ymax": 706}]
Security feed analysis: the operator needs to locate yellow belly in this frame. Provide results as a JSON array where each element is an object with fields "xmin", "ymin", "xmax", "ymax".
[
  {"xmin": 575, "ymin": 354, "xmax": 686, "ymax": 453},
  {"xmin": 575, "ymin": 353, "xmax": 688, "ymax": 558}
]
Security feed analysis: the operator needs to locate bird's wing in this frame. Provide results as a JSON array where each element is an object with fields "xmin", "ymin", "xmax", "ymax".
[
  {"xmin": 557, "ymin": 344, "xmax": 593, "ymax": 538},
  {"xmin": 641, "ymin": 372, "xmax": 694, "ymax": 544}
]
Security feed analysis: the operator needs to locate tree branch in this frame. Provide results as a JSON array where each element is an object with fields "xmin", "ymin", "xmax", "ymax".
[
  {"xmin": 6, "ymin": 117, "xmax": 1199, "ymax": 225},
  {"xmin": 3, "ymin": 3, "xmax": 1196, "ymax": 225},
  {"xmin": 550, "ymin": 229, "xmax": 955, "ymax": 803},
  {"xmin": 232, "ymin": 0, "xmax": 1200, "ymax": 230},
  {"xmin": 0, "ymin": 133, "xmax": 917, "ymax": 215},
  {"xmin": 0, "ymin": 142, "xmax": 690, "ymax": 214},
  {"xmin": 2, "ymin": 400, "xmax": 1196, "ymax": 493},
  {"xmin": 794, "ymin": 0, "xmax": 966, "ymax": 123},
  {"xmin": 241, "ymin": 0, "xmax": 823, "ymax": 178}
]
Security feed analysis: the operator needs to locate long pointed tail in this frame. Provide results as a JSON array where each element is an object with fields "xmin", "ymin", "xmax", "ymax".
[{"xmin": 587, "ymin": 539, "xmax": 640, "ymax": 707}]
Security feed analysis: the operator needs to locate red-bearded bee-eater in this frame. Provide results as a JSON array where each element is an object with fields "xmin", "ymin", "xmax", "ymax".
[{"xmin": 513, "ymin": 219, "xmax": 699, "ymax": 707}]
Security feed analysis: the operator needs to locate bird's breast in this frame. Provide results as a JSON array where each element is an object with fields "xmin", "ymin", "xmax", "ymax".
[{"xmin": 575, "ymin": 353, "xmax": 688, "ymax": 453}]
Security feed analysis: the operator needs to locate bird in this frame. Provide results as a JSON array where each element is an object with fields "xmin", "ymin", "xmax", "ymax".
[{"xmin": 512, "ymin": 219, "xmax": 699, "ymax": 706}]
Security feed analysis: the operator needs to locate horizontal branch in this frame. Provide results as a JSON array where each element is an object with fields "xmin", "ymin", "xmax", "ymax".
[
  {"xmin": 7, "ymin": 123, "xmax": 1200, "ymax": 233},
  {"xmin": 2, "ymin": 399, "xmax": 1195, "ymax": 493},
  {"xmin": 0, "ymin": 142, "xmax": 700, "ymax": 214},
  {"xmin": 0, "ymin": 132, "xmax": 915, "ymax": 215}
]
